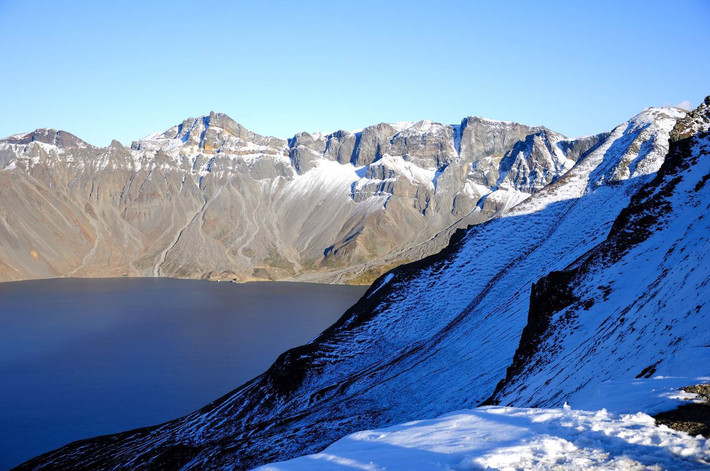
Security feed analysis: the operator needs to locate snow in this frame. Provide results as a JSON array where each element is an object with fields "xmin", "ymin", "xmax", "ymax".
[
  {"xmin": 258, "ymin": 406, "xmax": 710, "ymax": 471},
  {"xmin": 481, "ymin": 188, "xmax": 530, "ymax": 212},
  {"xmin": 508, "ymin": 107, "xmax": 681, "ymax": 217},
  {"xmin": 462, "ymin": 180, "xmax": 491, "ymax": 199},
  {"xmin": 377, "ymin": 154, "xmax": 437, "ymax": 185},
  {"xmin": 368, "ymin": 273, "xmax": 394, "ymax": 298},
  {"xmin": 3, "ymin": 132, "xmax": 30, "ymax": 140},
  {"xmin": 307, "ymin": 131, "xmax": 331, "ymax": 141},
  {"xmin": 139, "ymin": 131, "xmax": 164, "ymax": 141},
  {"xmin": 466, "ymin": 116, "xmax": 518, "ymax": 125},
  {"xmin": 387, "ymin": 121, "xmax": 416, "ymax": 133},
  {"xmin": 410, "ymin": 120, "xmax": 435, "ymax": 134},
  {"xmin": 284, "ymin": 160, "xmax": 365, "ymax": 200},
  {"xmin": 494, "ymin": 123, "xmax": 709, "ymax": 410},
  {"xmin": 577, "ymin": 376, "xmax": 710, "ymax": 415}
]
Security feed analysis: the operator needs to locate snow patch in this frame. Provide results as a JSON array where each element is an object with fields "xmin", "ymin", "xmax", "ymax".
[
  {"xmin": 368, "ymin": 273, "xmax": 394, "ymax": 298},
  {"xmin": 284, "ymin": 160, "xmax": 364, "ymax": 201},
  {"xmin": 378, "ymin": 154, "xmax": 437, "ymax": 186}
]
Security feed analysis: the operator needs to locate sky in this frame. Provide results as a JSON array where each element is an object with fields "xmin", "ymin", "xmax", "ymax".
[{"xmin": 0, "ymin": 0, "xmax": 708, "ymax": 146}]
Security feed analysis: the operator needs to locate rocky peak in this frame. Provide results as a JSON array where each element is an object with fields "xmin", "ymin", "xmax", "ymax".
[
  {"xmin": 586, "ymin": 106, "xmax": 686, "ymax": 188},
  {"xmin": 322, "ymin": 129, "xmax": 357, "ymax": 165},
  {"xmin": 670, "ymin": 96, "xmax": 710, "ymax": 141},
  {"xmin": 1, "ymin": 128, "xmax": 92, "ymax": 149},
  {"xmin": 388, "ymin": 120, "xmax": 456, "ymax": 169},
  {"xmin": 458, "ymin": 116, "xmax": 545, "ymax": 162},
  {"xmin": 555, "ymin": 132, "xmax": 608, "ymax": 162},
  {"xmin": 495, "ymin": 129, "xmax": 571, "ymax": 192},
  {"xmin": 351, "ymin": 122, "xmax": 400, "ymax": 167},
  {"xmin": 134, "ymin": 112, "xmax": 288, "ymax": 154}
]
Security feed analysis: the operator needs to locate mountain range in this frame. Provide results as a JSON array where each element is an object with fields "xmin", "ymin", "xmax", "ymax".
[
  {"xmin": 13, "ymin": 98, "xmax": 709, "ymax": 469},
  {"xmin": 0, "ymin": 112, "xmax": 604, "ymax": 284}
]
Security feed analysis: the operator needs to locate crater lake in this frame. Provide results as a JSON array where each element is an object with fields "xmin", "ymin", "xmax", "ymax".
[{"xmin": 0, "ymin": 278, "xmax": 367, "ymax": 469}]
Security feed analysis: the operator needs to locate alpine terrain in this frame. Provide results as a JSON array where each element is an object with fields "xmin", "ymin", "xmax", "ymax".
[
  {"xmin": 0, "ymin": 113, "xmax": 603, "ymax": 284},
  {"xmin": 15, "ymin": 98, "xmax": 710, "ymax": 470}
]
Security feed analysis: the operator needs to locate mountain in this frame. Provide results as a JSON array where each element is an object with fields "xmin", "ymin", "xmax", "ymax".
[
  {"xmin": 0, "ymin": 113, "xmax": 603, "ymax": 284},
  {"xmin": 487, "ymin": 97, "xmax": 710, "ymax": 408},
  {"xmin": 16, "ymin": 99, "xmax": 706, "ymax": 470}
]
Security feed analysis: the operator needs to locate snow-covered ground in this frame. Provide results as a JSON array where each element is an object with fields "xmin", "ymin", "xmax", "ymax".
[
  {"xmin": 576, "ymin": 376, "xmax": 710, "ymax": 415},
  {"xmin": 258, "ymin": 406, "xmax": 709, "ymax": 471},
  {"xmin": 258, "ymin": 102, "xmax": 710, "ymax": 471}
]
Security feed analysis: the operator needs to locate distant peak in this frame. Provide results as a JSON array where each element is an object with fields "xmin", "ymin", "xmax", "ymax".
[
  {"xmin": 462, "ymin": 116, "xmax": 517, "ymax": 125},
  {"xmin": 625, "ymin": 106, "xmax": 687, "ymax": 131},
  {"xmin": 162, "ymin": 111, "xmax": 250, "ymax": 141},
  {"xmin": 459, "ymin": 115, "xmax": 545, "ymax": 132},
  {"xmin": 208, "ymin": 110, "xmax": 236, "ymax": 122},
  {"xmin": 205, "ymin": 111, "xmax": 243, "ymax": 133},
  {"xmin": 1, "ymin": 128, "xmax": 92, "ymax": 148}
]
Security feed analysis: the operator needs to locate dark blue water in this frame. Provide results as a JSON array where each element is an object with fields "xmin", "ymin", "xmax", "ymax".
[{"xmin": 0, "ymin": 278, "xmax": 366, "ymax": 470}]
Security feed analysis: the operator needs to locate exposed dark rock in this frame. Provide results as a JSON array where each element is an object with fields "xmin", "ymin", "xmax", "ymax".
[
  {"xmin": 655, "ymin": 384, "xmax": 710, "ymax": 438},
  {"xmin": 483, "ymin": 270, "xmax": 578, "ymax": 405}
]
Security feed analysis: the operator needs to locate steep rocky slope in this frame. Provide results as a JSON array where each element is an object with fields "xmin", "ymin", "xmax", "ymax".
[
  {"xmin": 15, "ymin": 102, "xmax": 700, "ymax": 470},
  {"xmin": 488, "ymin": 97, "xmax": 710, "ymax": 408},
  {"xmin": 0, "ymin": 114, "xmax": 603, "ymax": 283}
]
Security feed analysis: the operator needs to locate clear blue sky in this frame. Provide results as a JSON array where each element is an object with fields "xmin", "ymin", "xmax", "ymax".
[{"xmin": 0, "ymin": 0, "xmax": 708, "ymax": 146}]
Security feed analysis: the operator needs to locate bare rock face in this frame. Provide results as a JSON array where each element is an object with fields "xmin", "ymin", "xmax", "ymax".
[
  {"xmin": 458, "ymin": 116, "xmax": 541, "ymax": 160},
  {"xmin": 388, "ymin": 120, "xmax": 457, "ymax": 169},
  {"xmin": 0, "ymin": 111, "xmax": 642, "ymax": 284},
  {"xmin": 352, "ymin": 123, "xmax": 398, "ymax": 166},
  {"xmin": 323, "ymin": 130, "xmax": 357, "ymax": 165}
]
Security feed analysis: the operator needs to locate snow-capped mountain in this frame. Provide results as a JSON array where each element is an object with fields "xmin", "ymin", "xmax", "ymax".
[
  {"xmin": 15, "ymin": 99, "xmax": 707, "ymax": 471},
  {"xmin": 0, "ymin": 113, "xmax": 602, "ymax": 284},
  {"xmin": 487, "ymin": 98, "xmax": 710, "ymax": 409}
]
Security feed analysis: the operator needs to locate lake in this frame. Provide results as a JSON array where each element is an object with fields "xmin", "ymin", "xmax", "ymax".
[{"xmin": 0, "ymin": 278, "xmax": 366, "ymax": 470}]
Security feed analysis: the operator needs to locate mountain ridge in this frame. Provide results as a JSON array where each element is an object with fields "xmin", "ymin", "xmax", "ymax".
[{"xmin": 0, "ymin": 110, "xmax": 611, "ymax": 284}]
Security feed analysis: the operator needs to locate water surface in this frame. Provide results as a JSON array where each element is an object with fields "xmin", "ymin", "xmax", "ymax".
[{"xmin": 0, "ymin": 278, "xmax": 366, "ymax": 469}]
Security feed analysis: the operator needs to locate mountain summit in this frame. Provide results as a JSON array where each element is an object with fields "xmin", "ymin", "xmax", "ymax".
[{"xmin": 3, "ymin": 128, "xmax": 92, "ymax": 148}]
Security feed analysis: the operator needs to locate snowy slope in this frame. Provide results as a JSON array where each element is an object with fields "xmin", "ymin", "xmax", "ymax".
[
  {"xmin": 259, "ymin": 407, "xmax": 710, "ymax": 471},
  {"xmin": 489, "ymin": 97, "xmax": 710, "ymax": 409},
  {"xmin": 259, "ymin": 99, "xmax": 710, "ymax": 471},
  {"xmin": 16, "ymin": 101, "xmax": 699, "ymax": 470}
]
